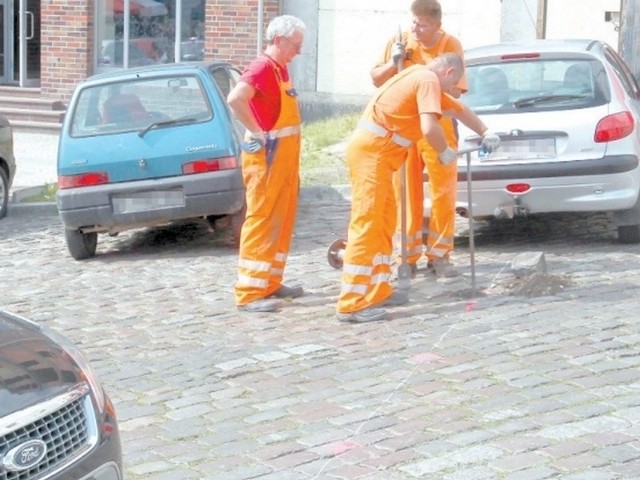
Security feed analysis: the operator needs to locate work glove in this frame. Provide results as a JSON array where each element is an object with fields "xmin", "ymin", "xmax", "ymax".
[
  {"xmin": 240, "ymin": 131, "xmax": 266, "ymax": 153},
  {"xmin": 481, "ymin": 130, "xmax": 501, "ymax": 153},
  {"xmin": 391, "ymin": 41, "xmax": 407, "ymax": 67},
  {"xmin": 438, "ymin": 146, "xmax": 458, "ymax": 165}
]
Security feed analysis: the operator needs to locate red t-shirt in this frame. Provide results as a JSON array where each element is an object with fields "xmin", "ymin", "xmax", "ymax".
[{"xmin": 240, "ymin": 54, "xmax": 289, "ymax": 131}]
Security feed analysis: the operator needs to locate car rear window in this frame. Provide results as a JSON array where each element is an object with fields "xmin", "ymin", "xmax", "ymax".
[
  {"xmin": 69, "ymin": 74, "xmax": 213, "ymax": 137},
  {"xmin": 464, "ymin": 58, "xmax": 609, "ymax": 114}
]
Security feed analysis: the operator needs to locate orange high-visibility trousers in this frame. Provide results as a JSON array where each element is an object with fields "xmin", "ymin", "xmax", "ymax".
[
  {"xmin": 235, "ymin": 77, "xmax": 301, "ymax": 306},
  {"xmin": 337, "ymin": 128, "xmax": 406, "ymax": 314},
  {"xmin": 393, "ymin": 116, "xmax": 458, "ymax": 265}
]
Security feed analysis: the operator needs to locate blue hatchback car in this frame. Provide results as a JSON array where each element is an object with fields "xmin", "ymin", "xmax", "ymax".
[{"xmin": 56, "ymin": 61, "xmax": 246, "ymax": 260}]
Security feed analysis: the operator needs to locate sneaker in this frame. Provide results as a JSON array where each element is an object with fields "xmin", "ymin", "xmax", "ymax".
[
  {"xmin": 238, "ymin": 298, "xmax": 283, "ymax": 312},
  {"xmin": 336, "ymin": 307, "xmax": 388, "ymax": 323},
  {"xmin": 427, "ymin": 258, "xmax": 460, "ymax": 278},
  {"xmin": 379, "ymin": 290, "xmax": 409, "ymax": 306},
  {"xmin": 270, "ymin": 284, "xmax": 304, "ymax": 299}
]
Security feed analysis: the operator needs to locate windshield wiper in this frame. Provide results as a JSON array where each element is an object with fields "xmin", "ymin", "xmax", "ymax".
[
  {"xmin": 513, "ymin": 94, "xmax": 588, "ymax": 108},
  {"xmin": 138, "ymin": 116, "xmax": 198, "ymax": 138}
]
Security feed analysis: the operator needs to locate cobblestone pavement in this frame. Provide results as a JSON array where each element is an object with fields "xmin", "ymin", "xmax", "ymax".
[{"xmin": 2, "ymin": 202, "xmax": 640, "ymax": 480}]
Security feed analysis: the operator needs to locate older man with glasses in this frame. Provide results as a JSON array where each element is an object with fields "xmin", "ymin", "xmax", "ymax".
[{"xmin": 227, "ymin": 15, "xmax": 307, "ymax": 313}]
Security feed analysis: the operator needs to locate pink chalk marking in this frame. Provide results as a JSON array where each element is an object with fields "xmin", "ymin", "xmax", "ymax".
[{"xmin": 411, "ymin": 352, "xmax": 443, "ymax": 363}]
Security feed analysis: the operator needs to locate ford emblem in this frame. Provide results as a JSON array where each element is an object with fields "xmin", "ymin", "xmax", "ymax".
[{"xmin": 2, "ymin": 439, "xmax": 47, "ymax": 472}]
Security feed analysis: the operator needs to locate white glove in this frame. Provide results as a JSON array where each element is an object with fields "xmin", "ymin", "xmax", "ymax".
[
  {"xmin": 391, "ymin": 41, "xmax": 406, "ymax": 67},
  {"xmin": 481, "ymin": 130, "xmax": 501, "ymax": 153},
  {"xmin": 439, "ymin": 147, "xmax": 458, "ymax": 165}
]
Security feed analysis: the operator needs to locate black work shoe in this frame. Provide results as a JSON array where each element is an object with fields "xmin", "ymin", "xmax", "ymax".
[
  {"xmin": 379, "ymin": 290, "xmax": 409, "ymax": 307},
  {"xmin": 336, "ymin": 307, "xmax": 387, "ymax": 323},
  {"xmin": 238, "ymin": 299, "xmax": 283, "ymax": 312},
  {"xmin": 271, "ymin": 284, "xmax": 304, "ymax": 299}
]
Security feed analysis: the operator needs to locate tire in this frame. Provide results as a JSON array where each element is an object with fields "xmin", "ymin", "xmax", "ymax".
[
  {"xmin": 64, "ymin": 228, "xmax": 98, "ymax": 260},
  {"xmin": 0, "ymin": 167, "xmax": 8, "ymax": 219},
  {"xmin": 617, "ymin": 225, "xmax": 640, "ymax": 244}
]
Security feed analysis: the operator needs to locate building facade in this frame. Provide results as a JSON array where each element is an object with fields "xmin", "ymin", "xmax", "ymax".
[
  {"xmin": 1, "ymin": 0, "xmax": 625, "ymax": 109},
  {"xmin": 5, "ymin": 0, "xmax": 278, "ymax": 104}
]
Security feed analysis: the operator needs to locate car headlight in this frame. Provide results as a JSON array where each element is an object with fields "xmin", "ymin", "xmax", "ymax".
[{"xmin": 42, "ymin": 325, "xmax": 106, "ymax": 413}]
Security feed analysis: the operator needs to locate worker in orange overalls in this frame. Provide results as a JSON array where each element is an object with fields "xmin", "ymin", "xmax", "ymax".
[
  {"xmin": 227, "ymin": 15, "xmax": 306, "ymax": 313},
  {"xmin": 336, "ymin": 54, "xmax": 499, "ymax": 323},
  {"xmin": 371, "ymin": 0, "xmax": 468, "ymax": 277}
]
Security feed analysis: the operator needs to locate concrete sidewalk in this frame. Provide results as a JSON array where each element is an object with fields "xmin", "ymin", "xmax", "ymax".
[{"xmin": 11, "ymin": 130, "xmax": 59, "ymax": 190}]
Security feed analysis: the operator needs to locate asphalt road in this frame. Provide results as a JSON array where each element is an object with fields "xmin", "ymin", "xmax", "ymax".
[{"xmin": 3, "ymin": 198, "xmax": 640, "ymax": 479}]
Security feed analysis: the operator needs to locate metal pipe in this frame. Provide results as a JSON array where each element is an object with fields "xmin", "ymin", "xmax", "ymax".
[
  {"xmin": 175, "ymin": 0, "xmax": 183, "ymax": 62},
  {"xmin": 123, "ymin": 0, "xmax": 130, "ymax": 68},
  {"xmin": 257, "ymin": 0, "xmax": 265, "ymax": 54}
]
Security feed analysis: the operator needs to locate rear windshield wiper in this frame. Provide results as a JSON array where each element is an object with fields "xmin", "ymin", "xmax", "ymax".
[
  {"xmin": 138, "ymin": 116, "xmax": 198, "ymax": 138},
  {"xmin": 513, "ymin": 94, "xmax": 588, "ymax": 108}
]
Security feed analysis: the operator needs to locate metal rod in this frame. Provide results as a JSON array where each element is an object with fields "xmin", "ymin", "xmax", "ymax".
[
  {"xmin": 466, "ymin": 150, "xmax": 476, "ymax": 296},
  {"xmin": 396, "ymin": 25, "xmax": 411, "ymax": 291}
]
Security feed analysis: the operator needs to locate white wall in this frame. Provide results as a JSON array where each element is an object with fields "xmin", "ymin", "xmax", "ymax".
[
  {"xmin": 316, "ymin": 0, "xmax": 502, "ymax": 95},
  {"xmin": 500, "ymin": 0, "xmax": 539, "ymax": 42},
  {"xmin": 307, "ymin": 0, "xmax": 621, "ymax": 96},
  {"xmin": 545, "ymin": 0, "xmax": 620, "ymax": 48}
]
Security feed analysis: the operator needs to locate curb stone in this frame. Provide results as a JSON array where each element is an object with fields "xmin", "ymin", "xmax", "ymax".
[{"xmin": 7, "ymin": 184, "xmax": 354, "ymax": 218}]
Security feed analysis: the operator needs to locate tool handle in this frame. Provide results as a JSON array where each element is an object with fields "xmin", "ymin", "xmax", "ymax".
[{"xmin": 456, "ymin": 145, "xmax": 483, "ymax": 156}]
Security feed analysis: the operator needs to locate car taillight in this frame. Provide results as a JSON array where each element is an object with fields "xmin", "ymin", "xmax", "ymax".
[
  {"xmin": 594, "ymin": 112, "xmax": 634, "ymax": 143},
  {"xmin": 182, "ymin": 156, "xmax": 238, "ymax": 174},
  {"xmin": 506, "ymin": 183, "xmax": 531, "ymax": 194},
  {"xmin": 58, "ymin": 172, "xmax": 109, "ymax": 189}
]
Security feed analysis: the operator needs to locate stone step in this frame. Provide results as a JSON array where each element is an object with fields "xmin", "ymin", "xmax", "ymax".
[
  {"xmin": 8, "ymin": 119, "xmax": 62, "ymax": 133},
  {"xmin": 0, "ymin": 95, "xmax": 65, "ymax": 111},
  {"xmin": 0, "ymin": 86, "xmax": 66, "ymax": 132}
]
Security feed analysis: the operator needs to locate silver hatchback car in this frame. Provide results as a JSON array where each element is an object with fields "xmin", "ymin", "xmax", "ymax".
[{"xmin": 430, "ymin": 39, "xmax": 640, "ymax": 243}]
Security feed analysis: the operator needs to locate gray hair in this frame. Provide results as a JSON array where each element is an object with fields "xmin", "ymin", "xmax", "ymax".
[{"xmin": 266, "ymin": 15, "xmax": 306, "ymax": 43}]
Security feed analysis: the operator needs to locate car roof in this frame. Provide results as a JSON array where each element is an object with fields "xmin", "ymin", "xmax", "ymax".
[
  {"xmin": 82, "ymin": 60, "xmax": 233, "ymax": 86},
  {"xmin": 465, "ymin": 38, "xmax": 608, "ymax": 62}
]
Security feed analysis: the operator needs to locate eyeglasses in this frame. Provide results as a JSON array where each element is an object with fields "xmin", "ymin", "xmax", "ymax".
[{"xmin": 280, "ymin": 36, "xmax": 303, "ymax": 53}]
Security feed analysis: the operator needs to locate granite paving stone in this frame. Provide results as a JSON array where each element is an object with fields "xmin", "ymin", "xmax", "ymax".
[{"xmin": 3, "ymin": 197, "xmax": 640, "ymax": 479}]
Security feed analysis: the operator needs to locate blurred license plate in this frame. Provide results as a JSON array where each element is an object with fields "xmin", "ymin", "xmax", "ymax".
[
  {"xmin": 112, "ymin": 189, "xmax": 185, "ymax": 213},
  {"xmin": 480, "ymin": 138, "xmax": 556, "ymax": 161}
]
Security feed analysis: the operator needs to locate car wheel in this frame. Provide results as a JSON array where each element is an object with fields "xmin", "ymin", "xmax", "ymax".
[
  {"xmin": 0, "ymin": 167, "xmax": 8, "ymax": 219},
  {"xmin": 64, "ymin": 228, "xmax": 98, "ymax": 260},
  {"xmin": 207, "ymin": 202, "xmax": 246, "ymax": 247},
  {"xmin": 617, "ymin": 225, "xmax": 640, "ymax": 244}
]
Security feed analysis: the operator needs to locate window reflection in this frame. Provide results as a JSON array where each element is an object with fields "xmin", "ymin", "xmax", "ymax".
[{"xmin": 96, "ymin": 0, "xmax": 205, "ymax": 71}]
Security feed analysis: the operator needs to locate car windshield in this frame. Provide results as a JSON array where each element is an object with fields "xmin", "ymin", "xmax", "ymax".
[
  {"xmin": 464, "ymin": 58, "xmax": 609, "ymax": 114},
  {"xmin": 69, "ymin": 74, "xmax": 213, "ymax": 137}
]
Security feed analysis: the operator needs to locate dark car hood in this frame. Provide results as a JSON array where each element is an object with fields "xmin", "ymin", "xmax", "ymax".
[{"xmin": 0, "ymin": 312, "xmax": 82, "ymax": 417}]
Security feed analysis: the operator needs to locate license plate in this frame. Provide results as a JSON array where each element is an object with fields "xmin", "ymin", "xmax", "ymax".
[
  {"xmin": 479, "ymin": 138, "xmax": 556, "ymax": 161},
  {"xmin": 112, "ymin": 189, "xmax": 185, "ymax": 214}
]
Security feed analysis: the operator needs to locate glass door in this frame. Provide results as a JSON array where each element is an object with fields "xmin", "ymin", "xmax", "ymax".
[
  {"xmin": 16, "ymin": 0, "xmax": 40, "ymax": 87},
  {"xmin": 0, "ymin": 0, "xmax": 8, "ymax": 83}
]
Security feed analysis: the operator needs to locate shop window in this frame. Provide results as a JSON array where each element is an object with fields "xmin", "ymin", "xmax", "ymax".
[{"xmin": 95, "ymin": 0, "xmax": 204, "ymax": 71}]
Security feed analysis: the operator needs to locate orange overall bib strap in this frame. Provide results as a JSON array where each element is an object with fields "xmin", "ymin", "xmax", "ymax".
[{"xmin": 235, "ymin": 61, "xmax": 302, "ymax": 306}]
